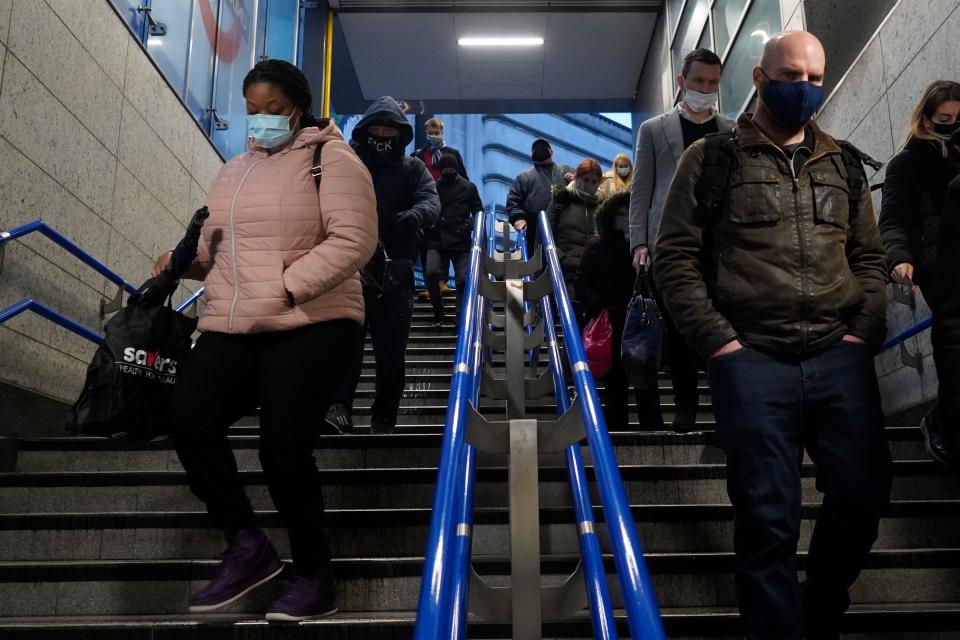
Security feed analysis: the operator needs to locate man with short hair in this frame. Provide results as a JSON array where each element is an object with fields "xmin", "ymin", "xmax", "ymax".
[
  {"xmin": 654, "ymin": 32, "xmax": 891, "ymax": 639},
  {"xmin": 630, "ymin": 47, "xmax": 734, "ymax": 433},
  {"xmin": 411, "ymin": 117, "xmax": 468, "ymax": 180},
  {"xmin": 506, "ymin": 138, "xmax": 574, "ymax": 254}
]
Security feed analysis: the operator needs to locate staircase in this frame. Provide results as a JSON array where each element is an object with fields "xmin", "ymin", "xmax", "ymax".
[{"xmin": 1, "ymin": 292, "xmax": 959, "ymax": 638}]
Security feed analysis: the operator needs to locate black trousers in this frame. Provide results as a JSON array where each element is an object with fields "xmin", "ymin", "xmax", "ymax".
[
  {"xmin": 707, "ymin": 340, "xmax": 892, "ymax": 638},
  {"xmin": 426, "ymin": 249, "xmax": 469, "ymax": 318},
  {"xmin": 932, "ymin": 308, "xmax": 960, "ymax": 443},
  {"xmin": 601, "ymin": 307, "xmax": 665, "ymax": 429},
  {"xmin": 650, "ymin": 277, "xmax": 701, "ymax": 412},
  {"xmin": 167, "ymin": 319, "xmax": 359, "ymax": 575},
  {"xmin": 336, "ymin": 259, "xmax": 415, "ymax": 424}
]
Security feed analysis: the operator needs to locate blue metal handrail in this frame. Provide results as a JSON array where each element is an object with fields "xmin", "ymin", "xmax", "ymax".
[
  {"xmin": 538, "ymin": 209, "xmax": 666, "ymax": 639},
  {"xmin": 518, "ymin": 228, "xmax": 618, "ymax": 640},
  {"xmin": 176, "ymin": 287, "xmax": 205, "ymax": 313},
  {"xmin": 1, "ymin": 220, "xmax": 137, "ymax": 294},
  {"xmin": 413, "ymin": 206, "xmax": 488, "ymax": 640},
  {"xmin": 0, "ymin": 287, "xmax": 204, "ymax": 348},
  {"xmin": 0, "ymin": 299, "xmax": 102, "ymax": 344},
  {"xmin": 881, "ymin": 316, "xmax": 933, "ymax": 351}
]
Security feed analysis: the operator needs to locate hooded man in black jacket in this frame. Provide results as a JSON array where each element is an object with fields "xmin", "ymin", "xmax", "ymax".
[
  {"xmin": 426, "ymin": 153, "xmax": 483, "ymax": 325},
  {"xmin": 325, "ymin": 96, "xmax": 440, "ymax": 435}
]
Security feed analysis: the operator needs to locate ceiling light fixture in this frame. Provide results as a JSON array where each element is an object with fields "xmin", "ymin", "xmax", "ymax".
[{"xmin": 458, "ymin": 36, "xmax": 544, "ymax": 47}]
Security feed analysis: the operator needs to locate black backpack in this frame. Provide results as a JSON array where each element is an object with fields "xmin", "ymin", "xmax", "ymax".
[{"xmin": 694, "ymin": 130, "xmax": 884, "ymax": 225}]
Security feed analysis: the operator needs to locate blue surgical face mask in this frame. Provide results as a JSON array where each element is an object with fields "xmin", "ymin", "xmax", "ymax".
[
  {"xmin": 247, "ymin": 111, "xmax": 298, "ymax": 149},
  {"xmin": 760, "ymin": 69, "xmax": 824, "ymax": 128}
]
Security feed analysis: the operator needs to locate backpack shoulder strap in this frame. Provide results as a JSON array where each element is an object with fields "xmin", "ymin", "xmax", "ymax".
[
  {"xmin": 833, "ymin": 139, "xmax": 883, "ymax": 217},
  {"xmin": 694, "ymin": 131, "xmax": 738, "ymax": 223},
  {"xmin": 311, "ymin": 140, "xmax": 329, "ymax": 189}
]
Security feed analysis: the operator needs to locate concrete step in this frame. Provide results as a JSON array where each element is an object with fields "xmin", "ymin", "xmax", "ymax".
[
  {"xmin": 10, "ymin": 428, "xmax": 931, "ymax": 472},
  {"xmin": 2, "ymin": 604, "xmax": 959, "ymax": 639},
  {"xmin": 1, "ymin": 461, "xmax": 955, "ymax": 514},
  {"xmin": 1, "ymin": 500, "xmax": 957, "ymax": 561},
  {"xmin": 0, "ymin": 549, "xmax": 958, "ymax": 617}
]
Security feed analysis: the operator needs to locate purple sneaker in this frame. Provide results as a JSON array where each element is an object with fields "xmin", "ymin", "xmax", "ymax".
[
  {"xmin": 265, "ymin": 572, "xmax": 338, "ymax": 621},
  {"xmin": 189, "ymin": 528, "xmax": 284, "ymax": 613}
]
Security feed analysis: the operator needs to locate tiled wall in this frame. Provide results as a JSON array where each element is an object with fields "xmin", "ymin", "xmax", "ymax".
[
  {"xmin": 0, "ymin": 0, "xmax": 223, "ymax": 405},
  {"xmin": 815, "ymin": 0, "xmax": 960, "ymax": 414}
]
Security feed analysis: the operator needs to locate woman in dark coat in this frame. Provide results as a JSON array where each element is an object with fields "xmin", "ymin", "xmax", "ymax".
[
  {"xmin": 880, "ymin": 79, "xmax": 960, "ymax": 466},
  {"xmin": 575, "ymin": 191, "xmax": 664, "ymax": 430},
  {"xmin": 549, "ymin": 158, "xmax": 603, "ymax": 323}
]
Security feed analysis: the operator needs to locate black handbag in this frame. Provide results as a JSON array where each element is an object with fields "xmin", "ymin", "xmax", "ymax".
[
  {"xmin": 65, "ymin": 282, "xmax": 197, "ymax": 441},
  {"xmin": 620, "ymin": 272, "xmax": 664, "ymax": 390}
]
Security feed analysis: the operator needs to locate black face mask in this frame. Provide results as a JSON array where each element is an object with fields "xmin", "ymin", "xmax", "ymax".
[
  {"xmin": 367, "ymin": 134, "xmax": 399, "ymax": 155},
  {"xmin": 932, "ymin": 121, "xmax": 960, "ymax": 137},
  {"xmin": 532, "ymin": 147, "xmax": 551, "ymax": 163}
]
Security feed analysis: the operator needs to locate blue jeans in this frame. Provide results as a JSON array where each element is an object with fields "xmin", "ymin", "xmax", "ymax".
[{"xmin": 707, "ymin": 340, "xmax": 892, "ymax": 639}]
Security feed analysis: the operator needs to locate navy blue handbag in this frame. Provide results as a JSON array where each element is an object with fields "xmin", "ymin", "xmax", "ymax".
[{"xmin": 621, "ymin": 272, "xmax": 663, "ymax": 390}]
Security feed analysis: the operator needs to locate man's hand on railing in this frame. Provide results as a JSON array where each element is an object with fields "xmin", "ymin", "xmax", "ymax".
[
  {"xmin": 151, "ymin": 251, "xmax": 172, "ymax": 278},
  {"xmin": 632, "ymin": 245, "xmax": 649, "ymax": 272},
  {"xmin": 513, "ymin": 219, "xmax": 527, "ymax": 231}
]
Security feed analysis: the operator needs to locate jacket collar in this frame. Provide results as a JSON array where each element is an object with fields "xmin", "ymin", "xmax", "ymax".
[{"xmin": 735, "ymin": 112, "xmax": 840, "ymax": 158}]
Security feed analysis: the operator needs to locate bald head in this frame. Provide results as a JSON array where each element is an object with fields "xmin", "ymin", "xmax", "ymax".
[
  {"xmin": 751, "ymin": 31, "xmax": 827, "ymax": 133},
  {"xmin": 757, "ymin": 31, "xmax": 825, "ymax": 83}
]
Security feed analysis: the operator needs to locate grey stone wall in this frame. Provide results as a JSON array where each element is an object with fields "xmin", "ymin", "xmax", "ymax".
[
  {"xmin": 0, "ymin": 0, "xmax": 223, "ymax": 406},
  {"xmin": 804, "ymin": 0, "xmax": 899, "ymax": 94},
  {"xmin": 814, "ymin": 0, "xmax": 960, "ymax": 414}
]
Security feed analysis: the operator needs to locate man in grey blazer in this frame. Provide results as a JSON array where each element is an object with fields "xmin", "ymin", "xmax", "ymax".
[{"xmin": 629, "ymin": 48, "xmax": 734, "ymax": 432}]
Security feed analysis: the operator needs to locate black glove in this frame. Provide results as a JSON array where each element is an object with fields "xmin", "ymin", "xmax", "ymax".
[{"xmin": 394, "ymin": 210, "xmax": 419, "ymax": 231}]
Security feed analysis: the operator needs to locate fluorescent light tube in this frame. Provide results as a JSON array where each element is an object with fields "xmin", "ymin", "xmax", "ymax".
[{"xmin": 458, "ymin": 37, "xmax": 544, "ymax": 47}]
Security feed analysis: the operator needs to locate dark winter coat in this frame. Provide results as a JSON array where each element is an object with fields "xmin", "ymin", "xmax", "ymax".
[
  {"xmin": 549, "ymin": 182, "xmax": 602, "ymax": 293},
  {"xmin": 880, "ymin": 137, "xmax": 960, "ymax": 302},
  {"xmin": 575, "ymin": 192, "xmax": 635, "ymax": 319},
  {"xmin": 936, "ymin": 174, "xmax": 960, "ymax": 317},
  {"xmin": 351, "ymin": 96, "xmax": 440, "ymax": 260},
  {"xmin": 427, "ymin": 175, "xmax": 483, "ymax": 252},
  {"xmin": 654, "ymin": 114, "xmax": 888, "ymax": 360},
  {"xmin": 505, "ymin": 162, "xmax": 574, "ymax": 245}
]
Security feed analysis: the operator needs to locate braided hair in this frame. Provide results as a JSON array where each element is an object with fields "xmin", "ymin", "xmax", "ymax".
[{"xmin": 242, "ymin": 59, "xmax": 325, "ymax": 129}]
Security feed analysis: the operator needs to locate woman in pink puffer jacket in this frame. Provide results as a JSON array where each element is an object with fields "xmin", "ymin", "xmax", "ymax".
[{"xmin": 152, "ymin": 60, "xmax": 376, "ymax": 621}]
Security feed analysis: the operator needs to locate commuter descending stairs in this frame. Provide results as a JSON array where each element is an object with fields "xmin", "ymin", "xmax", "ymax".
[{"xmin": 1, "ymin": 291, "xmax": 960, "ymax": 637}]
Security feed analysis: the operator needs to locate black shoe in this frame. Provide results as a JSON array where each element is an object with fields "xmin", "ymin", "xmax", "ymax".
[
  {"xmin": 432, "ymin": 311, "xmax": 446, "ymax": 328},
  {"xmin": 370, "ymin": 417, "xmax": 396, "ymax": 434},
  {"xmin": 671, "ymin": 404, "xmax": 697, "ymax": 434},
  {"xmin": 322, "ymin": 403, "xmax": 353, "ymax": 435},
  {"xmin": 921, "ymin": 409, "xmax": 953, "ymax": 468}
]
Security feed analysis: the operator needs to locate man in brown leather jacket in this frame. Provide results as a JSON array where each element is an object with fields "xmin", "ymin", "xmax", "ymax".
[{"xmin": 655, "ymin": 31, "xmax": 891, "ymax": 640}]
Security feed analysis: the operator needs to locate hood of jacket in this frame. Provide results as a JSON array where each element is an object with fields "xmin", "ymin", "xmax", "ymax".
[
  {"xmin": 596, "ymin": 191, "xmax": 630, "ymax": 236},
  {"xmin": 351, "ymin": 96, "xmax": 414, "ymax": 149},
  {"xmin": 554, "ymin": 180, "xmax": 601, "ymax": 208}
]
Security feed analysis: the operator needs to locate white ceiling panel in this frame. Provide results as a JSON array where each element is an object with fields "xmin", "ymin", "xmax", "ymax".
[
  {"xmin": 338, "ymin": 10, "xmax": 656, "ymax": 104},
  {"xmin": 541, "ymin": 13, "xmax": 654, "ymax": 99}
]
